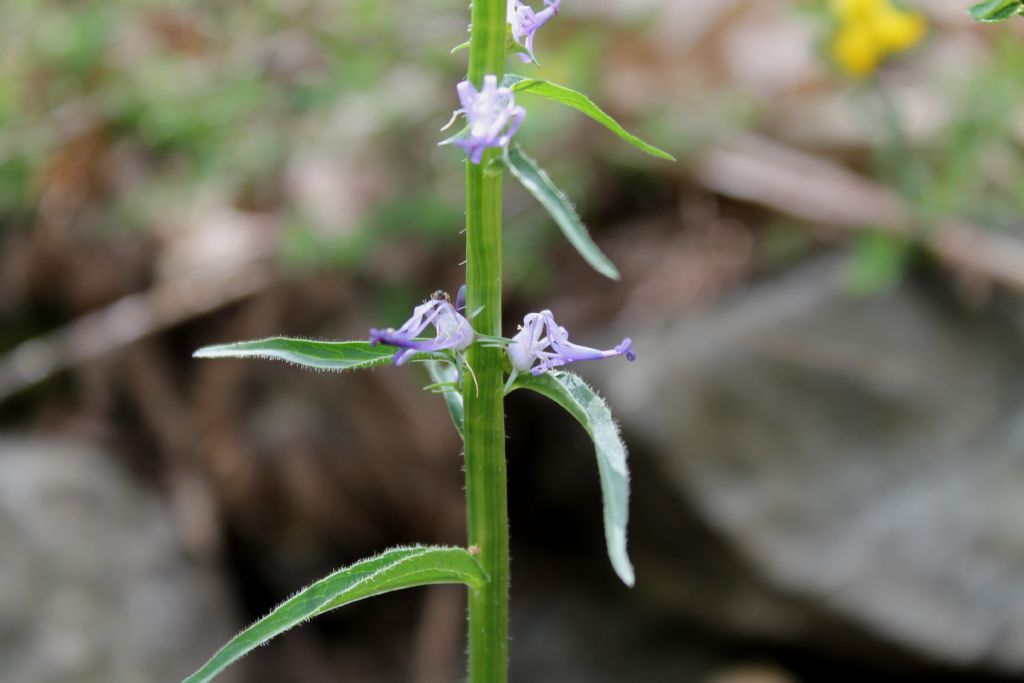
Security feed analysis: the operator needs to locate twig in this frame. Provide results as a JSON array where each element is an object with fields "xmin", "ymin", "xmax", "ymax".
[
  {"xmin": 0, "ymin": 262, "xmax": 276, "ymax": 403},
  {"xmin": 693, "ymin": 134, "xmax": 1024, "ymax": 296}
]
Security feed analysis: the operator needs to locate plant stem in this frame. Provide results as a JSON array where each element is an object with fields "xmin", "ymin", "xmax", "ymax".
[{"xmin": 463, "ymin": 1, "xmax": 508, "ymax": 682}]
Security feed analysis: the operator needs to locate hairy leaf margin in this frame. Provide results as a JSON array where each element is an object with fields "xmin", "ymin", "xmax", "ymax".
[
  {"xmin": 182, "ymin": 546, "xmax": 487, "ymax": 683},
  {"xmin": 194, "ymin": 337, "xmax": 440, "ymax": 372},
  {"xmin": 508, "ymin": 371, "xmax": 635, "ymax": 586}
]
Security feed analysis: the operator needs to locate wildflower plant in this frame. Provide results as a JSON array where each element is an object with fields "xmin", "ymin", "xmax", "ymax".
[
  {"xmin": 802, "ymin": 1, "xmax": 927, "ymax": 291},
  {"xmin": 183, "ymin": 2, "xmax": 672, "ymax": 682},
  {"xmin": 826, "ymin": 0, "xmax": 927, "ymax": 77}
]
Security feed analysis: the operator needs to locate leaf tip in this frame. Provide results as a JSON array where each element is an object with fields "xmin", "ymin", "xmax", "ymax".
[
  {"xmin": 610, "ymin": 547, "xmax": 636, "ymax": 587},
  {"xmin": 969, "ymin": 0, "xmax": 1023, "ymax": 21},
  {"xmin": 601, "ymin": 265, "xmax": 622, "ymax": 281},
  {"xmin": 192, "ymin": 346, "xmax": 217, "ymax": 359}
]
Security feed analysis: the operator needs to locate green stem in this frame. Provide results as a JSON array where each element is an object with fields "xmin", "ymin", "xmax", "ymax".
[{"xmin": 463, "ymin": 1, "xmax": 508, "ymax": 683}]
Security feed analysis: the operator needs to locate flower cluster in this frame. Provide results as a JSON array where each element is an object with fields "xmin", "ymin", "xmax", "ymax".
[
  {"xmin": 508, "ymin": 309, "xmax": 635, "ymax": 376},
  {"xmin": 442, "ymin": 1, "xmax": 563, "ymax": 163},
  {"xmin": 405, "ymin": 1, "xmax": 634, "ymax": 378},
  {"xmin": 369, "ymin": 289, "xmax": 474, "ymax": 365},
  {"xmin": 508, "ymin": 0, "xmax": 561, "ymax": 64},
  {"xmin": 371, "ymin": 295, "xmax": 635, "ymax": 377},
  {"xmin": 830, "ymin": 0, "xmax": 926, "ymax": 77}
]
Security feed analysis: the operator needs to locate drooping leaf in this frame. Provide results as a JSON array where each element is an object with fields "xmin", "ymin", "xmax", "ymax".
[
  {"xmin": 194, "ymin": 338, "xmax": 405, "ymax": 372},
  {"xmin": 425, "ymin": 360, "xmax": 464, "ymax": 437},
  {"xmin": 504, "ymin": 144, "xmax": 621, "ymax": 281},
  {"xmin": 503, "ymin": 75, "xmax": 675, "ymax": 161},
  {"xmin": 183, "ymin": 546, "xmax": 486, "ymax": 683},
  {"xmin": 969, "ymin": 0, "xmax": 1023, "ymax": 21},
  {"xmin": 508, "ymin": 371, "xmax": 635, "ymax": 586}
]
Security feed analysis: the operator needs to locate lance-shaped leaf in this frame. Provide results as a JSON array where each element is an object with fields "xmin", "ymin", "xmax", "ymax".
[
  {"xmin": 503, "ymin": 75, "xmax": 675, "ymax": 161},
  {"xmin": 425, "ymin": 360, "xmax": 464, "ymax": 437},
  {"xmin": 194, "ymin": 338, "xmax": 416, "ymax": 372},
  {"xmin": 504, "ymin": 144, "xmax": 621, "ymax": 281},
  {"xmin": 508, "ymin": 371, "xmax": 634, "ymax": 586},
  {"xmin": 969, "ymin": 0, "xmax": 1023, "ymax": 21},
  {"xmin": 182, "ymin": 546, "xmax": 487, "ymax": 683}
]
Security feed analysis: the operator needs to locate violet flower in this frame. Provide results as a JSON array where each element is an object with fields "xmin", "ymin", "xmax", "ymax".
[
  {"xmin": 443, "ymin": 75, "xmax": 526, "ymax": 164},
  {"xmin": 507, "ymin": 309, "xmax": 635, "ymax": 377},
  {"xmin": 508, "ymin": 0, "xmax": 560, "ymax": 64},
  {"xmin": 370, "ymin": 290, "xmax": 475, "ymax": 365}
]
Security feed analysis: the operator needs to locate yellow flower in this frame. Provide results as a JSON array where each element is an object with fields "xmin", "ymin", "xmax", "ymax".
[{"xmin": 830, "ymin": 0, "xmax": 927, "ymax": 77}]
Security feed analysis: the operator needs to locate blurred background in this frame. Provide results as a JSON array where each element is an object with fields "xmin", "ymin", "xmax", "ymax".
[{"xmin": 3, "ymin": 0, "xmax": 1024, "ymax": 681}]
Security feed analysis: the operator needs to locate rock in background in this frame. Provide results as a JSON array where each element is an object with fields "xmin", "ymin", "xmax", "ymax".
[
  {"xmin": 0, "ymin": 438, "xmax": 240, "ymax": 683},
  {"xmin": 602, "ymin": 256, "xmax": 1024, "ymax": 676}
]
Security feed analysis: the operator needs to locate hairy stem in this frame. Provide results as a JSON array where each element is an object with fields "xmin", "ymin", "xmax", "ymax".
[{"xmin": 463, "ymin": 1, "xmax": 509, "ymax": 682}]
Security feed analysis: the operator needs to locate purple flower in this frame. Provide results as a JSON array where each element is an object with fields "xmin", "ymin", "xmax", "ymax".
[
  {"xmin": 508, "ymin": 309, "xmax": 635, "ymax": 376},
  {"xmin": 370, "ymin": 290, "xmax": 475, "ymax": 365},
  {"xmin": 508, "ymin": 0, "xmax": 560, "ymax": 63},
  {"xmin": 443, "ymin": 76, "xmax": 526, "ymax": 164}
]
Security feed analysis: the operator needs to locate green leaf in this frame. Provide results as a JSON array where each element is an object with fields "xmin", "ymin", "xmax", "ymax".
[
  {"xmin": 504, "ymin": 144, "xmax": 621, "ymax": 281},
  {"xmin": 425, "ymin": 360, "xmax": 464, "ymax": 437},
  {"xmin": 843, "ymin": 231, "xmax": 911, "ymax": 296},
  {"xmin": 194, "ymin": 338, "xmax": 403, "ymax": 372},
  {"xmin": 969, "ymin": 0, "xmax": 1023, "ymax": 21},
  {"xmin": 509, "ymin": 371, "xmax": 635, "ymax": 586},
  {"xmin": 504, "ymin": 75, "xmax": 675, "ymax": 161},
  {"xmin": 183, "ymin": 546, "xmax": 486, "ymax": 683}
]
